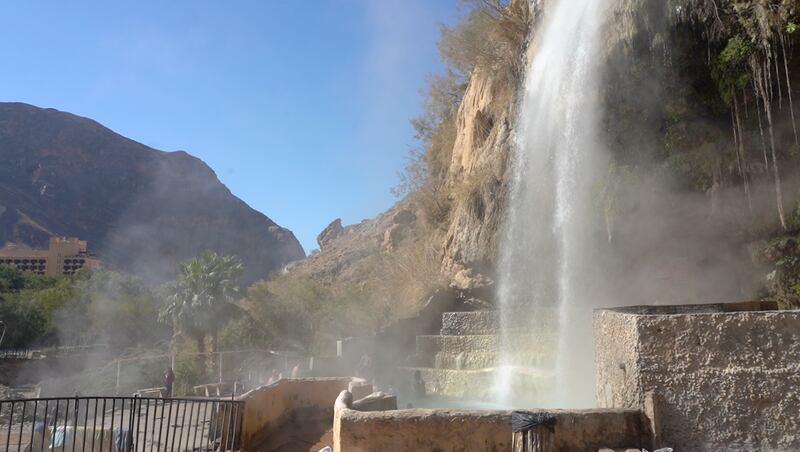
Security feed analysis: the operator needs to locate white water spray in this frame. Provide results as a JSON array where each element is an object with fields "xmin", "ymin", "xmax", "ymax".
[{"xmin": 496, "ymin": 0, "xmax": 607, "ymax": 408}]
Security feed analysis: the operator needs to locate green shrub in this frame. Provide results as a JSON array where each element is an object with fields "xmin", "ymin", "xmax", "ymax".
[
  {"xmin": 0, "ymin": 267, "xmax": 167, "ymax": 350},
  {"xmin": 710, "ymin": 35, "xmax": 753, "ymax": 104},
  {"xmin": 439, "ymin": 0, "xmax": 528, "ymax": 78}
]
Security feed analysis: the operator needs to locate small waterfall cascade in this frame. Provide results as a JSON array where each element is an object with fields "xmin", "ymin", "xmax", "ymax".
[{"xmin": 495, "ymin": 0, "xmax": 607, "ymax": 408}]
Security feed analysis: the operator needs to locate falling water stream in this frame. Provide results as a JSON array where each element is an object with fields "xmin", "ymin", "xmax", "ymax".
[{"xmin": 496, "ymin": 0, "xmax": 606, "ymax": 408}]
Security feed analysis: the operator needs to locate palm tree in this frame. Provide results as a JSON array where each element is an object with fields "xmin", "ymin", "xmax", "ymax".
[{"xmin": 160, "ymin": 252, "xmax": 243, "ymax": 373}]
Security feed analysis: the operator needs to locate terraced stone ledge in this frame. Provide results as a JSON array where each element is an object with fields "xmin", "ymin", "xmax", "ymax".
[
  {"xmin": 414, "ymin": 334, "xmax": 555, "ymax": 370},
  {"xmin": 397, "ymin": 367, "xmax": 554, "ymax": 400},
  {"xmin": 440, "ymin": 310, "xmax": 558, "ymax": 335}
]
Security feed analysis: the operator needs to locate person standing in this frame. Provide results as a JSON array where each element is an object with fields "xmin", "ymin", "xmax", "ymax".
[
  {"xmin": 163, "ymin": 367, "xmax": 175, "ymax": 398},
  {"xmin": 355, "ymin": 354, "xmax": 373, "ymax": 383},
  {"xmin": 413, "ymin": 370, "xmax": 426, "ymax": 398}
]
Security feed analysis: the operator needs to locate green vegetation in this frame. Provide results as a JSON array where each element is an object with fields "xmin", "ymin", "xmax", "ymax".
[
  {"xmin": 0, "ymin": 251, "xmax": 323, "ymax": 392},
  {"xmin": 160, "ymin": 252, "xmax": 243, "ymax": 356},
  {"xmin": 0, "ymin": 266, "xmax": 166, "ymax": 351},
  {"xmin": 157, "ymin": 251, "xmax": 246, "ymax": 378},
  {"xmin": 0, "ymin": 246, "xmax": 388, "ymax": 373},
  {"xmin": 230, "ymin": 275, "xmax": 374, "ymax": 354},
  {"xmin": 711, "ymin": 35, "xmax": 753, "ymax": 105},
  {"xmin": 439, "ymin": 0, "xmax": 528, "ymax": 79}
]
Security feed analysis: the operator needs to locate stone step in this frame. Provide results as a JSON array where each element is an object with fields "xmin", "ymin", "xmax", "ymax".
[
  {"xmin": 440, "ymin": 311, "xmax": 499, "ymax": 335},
  {"xmin": 440, "ymin": 310, "xmax": 559, "ymax": 335},
  {"xmin": 417, "ymin": 334, "xmax": 499, "ymax": 355},
  {"xmin": 414, "ymin": 335, "xmax": 555, "ymax": 370},
  {"xmin": 417, "ymin": 334, "xmax": 557, "ymax": 354},
  {"xmin": 397, "ymin": 366, "xmax": 554, "ymax": 401},
  {"xmin": 427, "ymin": 350, "xmax": 554, "ymax": 370}
]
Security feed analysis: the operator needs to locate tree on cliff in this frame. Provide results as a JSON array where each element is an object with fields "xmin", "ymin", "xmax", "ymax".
[{"xmin": 160, "ymin": 252, "xmax": 243, "ymax": 371}]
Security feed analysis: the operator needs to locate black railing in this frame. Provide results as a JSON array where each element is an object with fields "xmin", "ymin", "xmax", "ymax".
[{"xmin": 0, "ymin": 396, "xmax": 243, "ymax": 451}]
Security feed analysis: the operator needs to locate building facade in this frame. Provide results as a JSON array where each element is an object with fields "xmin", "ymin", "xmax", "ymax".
[{"xmin": 0, "ymin": 237, "xmax": 100, "ymax": 276}]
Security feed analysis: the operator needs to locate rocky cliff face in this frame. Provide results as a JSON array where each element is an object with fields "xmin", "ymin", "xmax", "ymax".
[
  {"xmin": 438, "ymin": 67, "xmax": 516, "ymax": 290},
  {"xmin": 280, "ymin": 67, "xmax": 519, "ymax": 309},
  {"xmin": 0, "ymin": 102, "xmax": 304, "ymax": 283},
  {"xmin": 288, "ymin": 0, "xmax": 800, "ymax": 312},
  {"xmin": 283, "ymin": 0, "xmax": 529, "ymax": 306},
  {"xmin": 441, "ymin": 0, "xmax": 800, "ymax": 305}
]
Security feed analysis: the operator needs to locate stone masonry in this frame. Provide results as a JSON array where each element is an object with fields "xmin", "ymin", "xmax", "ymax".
[
  {"xmin": 594, "ymin": 301, "xmax": 800, "ymax": 451},
  {"xmin": 402, "ymin": 309, "xmax": 554, "ymax": 401}
]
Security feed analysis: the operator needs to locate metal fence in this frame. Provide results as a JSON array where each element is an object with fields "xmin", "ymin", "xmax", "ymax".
[
  {"xmin": 0, "ymin": 344, "xmax": 110, "ymax": 360},
  {"xmin": 0, "ymin": 349, "xmax": 44, "ymax": 360},
  {"xmin": 0, "ymin": 396, "xmax": 243, "ymax": 451}
]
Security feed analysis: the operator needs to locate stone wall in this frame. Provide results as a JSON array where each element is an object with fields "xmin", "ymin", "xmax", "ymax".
[
  {"xmin": 333, "ymin": 390, "xmax": 652, "ymax": 452},
  {"xmin": 334, "ymin": 390, "xmax": 511, "ymax": 452},
  {"xmin": 238, "ymin": 377, "xmax": 368, "ymax": 450},
  {"xmin": 594, "ymin": 302, "xmax": 800, "ymax": 451}
]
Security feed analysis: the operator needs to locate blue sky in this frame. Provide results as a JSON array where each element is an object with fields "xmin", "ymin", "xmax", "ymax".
[{"xmin": 0, "ymin": 1, "xmax": 459, "ymax": 253}]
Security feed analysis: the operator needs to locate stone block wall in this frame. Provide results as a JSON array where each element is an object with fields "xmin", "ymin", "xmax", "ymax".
[
  {"xmin": 333, "ymin": 390, "xmax": 651, "ymax": 452},
  {"xmin": 238, "ymin": 377, "xmax": 367, "ymax": 449},
  {"xmin": 333, "ymin": 390, "xmax": 513, "ymax": 452},
  {"xmin": 594, "ymin": 302, "xmax": 800, "ymax": 451}
]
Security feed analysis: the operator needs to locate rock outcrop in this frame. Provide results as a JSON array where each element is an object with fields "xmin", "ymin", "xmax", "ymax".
[
  {"xmin": 317, "ymin": 219, "xmax": 344, "ymax": 251},
  {"xmin": 438, "ymin": 67, "xmax": 516, "ymax": 289},
  {"xmin": 290, "ymin": 200, "xmax": 420, "ymax": 284},
  {"xmin": 0, "ymin": 102, "xmax": 305, "ymax": 283}
]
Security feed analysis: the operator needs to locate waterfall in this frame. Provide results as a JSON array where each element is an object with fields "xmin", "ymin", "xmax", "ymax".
[{"xmin": 496, "ymin": 0, "xmax": 607, "ymax": 408}]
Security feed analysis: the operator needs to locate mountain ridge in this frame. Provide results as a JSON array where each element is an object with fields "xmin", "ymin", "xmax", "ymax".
[{"xmin": 0, "ymin": 102, "xmax": 305, "ymax": 283}]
